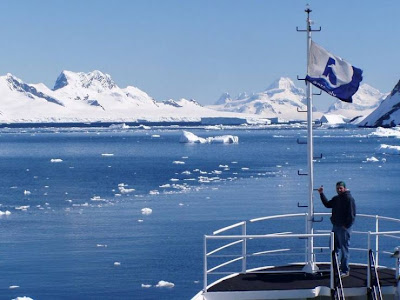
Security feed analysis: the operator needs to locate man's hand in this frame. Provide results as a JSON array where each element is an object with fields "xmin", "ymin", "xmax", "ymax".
[{"xmin": 317, "ymin": 186, "xmax": 324, "ymax": 194}]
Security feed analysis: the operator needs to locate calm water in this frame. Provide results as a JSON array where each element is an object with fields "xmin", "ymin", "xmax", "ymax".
[{"xmin": 0, "ymin": 126, "xmax": 399, "ymax": 299}]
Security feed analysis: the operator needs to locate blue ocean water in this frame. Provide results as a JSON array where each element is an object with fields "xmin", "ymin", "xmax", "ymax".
[{"xmin": 0, "ymin": 126, "xmax": 399, "ymax": 299}]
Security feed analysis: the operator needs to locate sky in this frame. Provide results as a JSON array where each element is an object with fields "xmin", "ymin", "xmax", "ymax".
[{"xmin": 0, "ymin": 0, "xmax": 398, "ymax": 111}]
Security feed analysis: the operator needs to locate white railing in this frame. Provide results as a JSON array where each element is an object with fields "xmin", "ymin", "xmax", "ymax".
[{"xmin": 203, "ymin": 213, "xmax": 400, "ymax": 292}]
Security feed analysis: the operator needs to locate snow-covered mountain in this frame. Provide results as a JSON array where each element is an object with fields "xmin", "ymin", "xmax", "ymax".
[
  {"xmin": 208, "ymin": 77, "xmax": 311, "ymax": 121},
  {"xmin": 0, "ymin": 70, "xmax": 258, "ymax": 123},
  {"xmin": 326, "ymin": 83, "xmax": 387, "ymax": 119},
  {"xmin": 359, "ymin": 80, "xmax": 400, "ymax": 127},
  {"xmin": 0, "ymin": 71, "xmax": 391, "ymax": 125}
]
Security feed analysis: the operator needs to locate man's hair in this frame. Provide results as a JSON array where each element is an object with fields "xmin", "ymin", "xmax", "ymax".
[{"xmin": 336, "ymin": 181, "xmax": 346, "ymax": 188}]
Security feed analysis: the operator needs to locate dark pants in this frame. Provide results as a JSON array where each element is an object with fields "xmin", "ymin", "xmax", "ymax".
[{"xmin": 332, "ymin": 225, "xmax": 351, "ymax": 273}]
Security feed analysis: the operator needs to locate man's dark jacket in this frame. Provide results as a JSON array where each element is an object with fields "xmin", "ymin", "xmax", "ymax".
[{"xmin": 320, "ymin": 190, "xmax": 356, "ymax": 228}]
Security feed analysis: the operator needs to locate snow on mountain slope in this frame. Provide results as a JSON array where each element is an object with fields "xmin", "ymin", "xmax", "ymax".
[
  {"xmin": 326, "ymin": 83, "xmax": 387, "ymax": 119},
  {"xmin": 0, "ymin": 70, "xmax": 260, "ymax": 123},
  {"xmin": 209, "ymin": 77, "xmax": 310, "ymax": 120},
  {"xmin": 359, "ymin": 80, "xmax": 400, "ymax": 127}
]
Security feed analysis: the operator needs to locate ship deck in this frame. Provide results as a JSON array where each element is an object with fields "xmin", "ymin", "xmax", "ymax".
[{"xmin": 207, "ymin": 264, "xmax": 397, "ymax": 292}]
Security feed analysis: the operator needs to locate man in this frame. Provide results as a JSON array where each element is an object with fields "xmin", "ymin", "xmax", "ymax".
[{"xmin": 318, "ymin": 181, "xmax": 356, "ymax": 277}]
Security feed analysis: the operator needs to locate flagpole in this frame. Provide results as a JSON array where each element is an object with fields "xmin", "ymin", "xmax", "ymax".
[{"xmin": 304, "ymin": 5, "xmax": 318, "ymax": 274}]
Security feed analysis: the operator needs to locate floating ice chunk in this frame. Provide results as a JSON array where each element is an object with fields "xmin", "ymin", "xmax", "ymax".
[
  {"xmin": 181, "ymin": 171, "xmax": 191, "ymax": 175},
  {"xmin": 149, "ymin": 190, "xmax": 159, "ymax": 195},
  {"xmin": 155, "ymin": 280, "xmax": 175, "ymax": 288},
  {"xmin": 91, "ymin": 196, "xmax": 106, "ymax": 201},
  {"xmin": 119, "ymin": 187, "xmax": 135, "ymax": 194},
  {"xmin": 0, "ymin": 210, "xmax": 11, "ymax": 216},
  {"xmin": 114, "ymin": 262, "xmax": 121, "ymax": 266},
  {"xmin": 159, "ymin": 184, "xmax": 171, "ymax": 188},
  {"xmin": 180, "ymin": 131, "xmax": 238, "ymax": 144},
  {"xmin": 12, "ymin": 297, "xmax": 33, "ymax": 300},
  {"xmin": 366, "ymin": 156, "xmax": 379, "ymax": 162},
  {"xmin": 50, "ymin": 158, "xmax": 63, "ymax": 163},
  {"xmin": 15, "ymin": 206, "xmax": 29, "ymax": 211},
  {"xmin": 170, "ymin": 178, "xmax": 179, "ymax": 182},
  {"xmin": 241, "ymin": 167, "xmax": 249, "ymax": 170},
  {"xmin": 9, "ymin": 285, "xmax": 19, "ymax": 289},
  {"xmin": 141, "ymin": 284, "xmax": 152, "ymax": 288},
  {"xmin": 138, "ymin": 219, "xmax": 144, "ymax": 222},
  {"xmin": 138, "ymin": 125, "xmax": 151, "ymax": 130},
  {"xmin": 219, "ymin": 165, "xmax": 228, "ymax": 168},
  {"xmin": 23, "ymin": 190, "xmax": 31, "ymax": 195},
  {"xmin": 101, "ymin": 153, "xmax": 114, "ymax": 157},
  {"xmin": 96, "ymin": 244, "xmax": 108, "ymax": 248},
  {"xmin": 141, "ymin": 208, "xmax": 153, "ymax": 215},
  {"xmin": 109, "ymin": 123, "xmax": 130, "ymax": 129},
  {"xmin": 376, "ymin": 144, "xmax": 400, "ymax": 155},
  {"xmin": 210, "ymin": 135, "xmax": 238, "ymax": 144},
  {"xmin": 369, "ymin": 127, "xmax": 400, "ymax": 138},
  {"xmin": 151, "ymin": 134, "xmax": 160, "ymax": 138},
  {"xmin": 180, "ymin": 131, "xmax": 207, "ymax": 143},
  {"xmin": 173, "ymin": 161, "xmax": 185, "ymax": 164}
]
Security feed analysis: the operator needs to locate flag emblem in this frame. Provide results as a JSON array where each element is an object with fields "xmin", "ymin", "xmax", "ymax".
[{"xmin": 306, "ymin": 41, "xmax": 363, "ymax": 103}]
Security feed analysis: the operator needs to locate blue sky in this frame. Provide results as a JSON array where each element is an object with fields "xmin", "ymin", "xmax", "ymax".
[{"xmin": 0, "ymin": 0, "xmax": 398, "ymax": 110}]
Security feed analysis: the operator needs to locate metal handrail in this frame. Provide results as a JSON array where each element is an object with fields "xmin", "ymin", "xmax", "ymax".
[
  {"xmin": 368, "ymin": 249, "xmax": 383, "ymax": 300},
  {"xmin": 203, "ymin": 213, "xmax": 400, "ymax": 292},
  {"xmin": 332, "ymin": 251, "xmax": 345, "ymax": 300}
]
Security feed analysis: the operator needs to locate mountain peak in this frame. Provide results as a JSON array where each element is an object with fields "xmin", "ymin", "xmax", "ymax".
[
  {"xmin": 390, "ymin": 80, "xmax": 400, "ymax": 97},
  {"xmin": 266, "ymin": 77, "xmax": 296, "ymax": 91},
  {"xmin": 215, "ymin": 92, "xmax": 231, "ymax": 105},
  {"xmin": 53, "ymin": 70, "xmax": 117, "ymax": 91}
]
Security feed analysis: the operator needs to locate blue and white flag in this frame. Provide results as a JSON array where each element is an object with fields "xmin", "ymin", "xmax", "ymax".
[{"xmin": 306, "ymin": 41, "xmax": 363, "ymax": 103}]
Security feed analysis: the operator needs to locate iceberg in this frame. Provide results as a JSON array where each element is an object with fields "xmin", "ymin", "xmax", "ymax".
[
  {"xmin": 141, "ymin": 208, "xmax": 153, "ymax": 215},
  {"xmin": 376, "ymin": 144, "xmax": 400, "ymax": 155},
  {"xmin": 179, "ymin": 131, "xmax": 238, "ymax": 144},
  {"xmin": 369, "ymin": 127, "xmax": 400, "ymax": 138},
  {"xmin": 155, "ymin": 280, "xmax": 175, "ymax": 288}
]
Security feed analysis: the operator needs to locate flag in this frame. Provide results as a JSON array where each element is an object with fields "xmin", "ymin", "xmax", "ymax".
[{"xmin": 305, "ymin": 41, "xmax": 363, "ymax": 103}]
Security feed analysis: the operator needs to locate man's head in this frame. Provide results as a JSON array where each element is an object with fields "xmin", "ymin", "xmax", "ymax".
[{"xmin": 336, "ymin": 181, "xmax": 346, "ymax": 194}]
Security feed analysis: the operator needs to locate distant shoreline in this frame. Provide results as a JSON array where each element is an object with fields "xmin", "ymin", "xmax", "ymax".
[{"xmin": 0, "ymin": 121, "xmax": 203, "ymax": 128}]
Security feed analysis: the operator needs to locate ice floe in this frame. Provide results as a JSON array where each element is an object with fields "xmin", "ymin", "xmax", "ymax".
[
  {"xmin": 101, "ymin": 153, "xmax": 114, "ymax": 157},
  {"xmin": 141, "ymin": 208, "xmax": 153, "ymax": 215},
  {"xmin": 369, "ymin": 126, "xmax": 400, "ymax": 138},
  {"xmin": 9, "ymin": 285, "xmax": 19, "ymax": 289},
  {"xmin": 365, "ymin": 156, "xmax": 379, "ymax": 162},
  {"xmin": 376, "ymin": 144, "xmax": 400, "ymax": 155},
  {"xmin": 141, "ymin": 284, "xmax": 152, "ymax": 288},
  {"xmin": 91, "ymin": 196, "xmax": 106, "ymax": 201},
  {"xmin": 0, "ymin": 210, "xmax": 11, "ymax": 216},
  {"xmin": 114, "ymin": 262, "xmax": 121, "ymax": 266},
  {"xmin": 109, "ymin": 123, "xmax": 130, "ymax": 129},
  {"xmin": 118, "ymin": 183, "xmax": 135, "ymax": 194},
  {"xmin": 12, "ymin": 297, "xmax": 33, "ymax": 300},
  {"xmin": 179, "ymin": 131, "xmax": 238, "ymax": 144},
  {"xmin": 151, "ymin": 134, "xmax": 160, "ymax": 138},
  {"xmin": 23, "ymin": 190, "xmax": 31, "ymax": 195},
  {"xmin": 15, "ymin": 206, "xmax": 30, "ymax": 211},
  {"xmin": 50, "ymin": 158, "xmax": 63, "ymax": 163},
  {"xmin": 173, "ymin": 161, "xmax": 185, "ymax": 164},
  {"xmin": 155, "ymin": 280, "xmax": 175, "ymax": 288}
]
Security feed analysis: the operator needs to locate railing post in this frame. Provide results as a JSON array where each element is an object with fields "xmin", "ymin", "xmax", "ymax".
[
  {"xmin": 367, "ymin": 231, "xmax": 371, "ymax": 288},
  {"xmin": 242, "ymin": 221, "xmax": 247, "ymax": 273},
  {"xmin": 375, "ymin": 215, "xmax": 379, "ymax": 266},
  {"xmin": 330, "ymin": 232, "xmax": 334, "ymax": 290},
  {"xmin": 305, "ymin": 213, "xmax": 308, "ymax": 262},
  {"xmin": 203, "ymin": 235, "xmax": 208, "ymax": 292}
]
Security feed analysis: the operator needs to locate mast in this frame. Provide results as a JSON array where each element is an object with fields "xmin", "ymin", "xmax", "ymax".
[{"xmin": 298, "ymin": 5, "xmax": 320, "ymax": 274}]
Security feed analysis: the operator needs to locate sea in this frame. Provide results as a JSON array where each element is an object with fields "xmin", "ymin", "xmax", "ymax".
[{"xmin": 0, "ymin": 125, "xmax": 399, "ymax": 300}]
